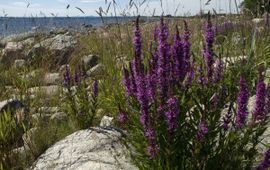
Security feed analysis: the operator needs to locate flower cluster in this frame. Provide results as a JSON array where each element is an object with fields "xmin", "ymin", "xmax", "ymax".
[
  {"xmin": 122, "ymin": 17, "xmax": 192, "ymax": 158},
  {"xmin": 253, "ymin": 78, "xmax": 267, "ymax": 121},
  {"xmin": 236, "ymin": 75, "xmax": 249, "ymax": 128},
  {"xmin": 203, "ymin": 15, "xmax": 215, "ymax": 81},
  {"xmin": 257, "ymin": 148, "xmax": 270, "ymax": 170}
]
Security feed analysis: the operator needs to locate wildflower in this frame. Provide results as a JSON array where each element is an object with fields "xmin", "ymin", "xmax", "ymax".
[
  {"xmin": 265, "ymin": 84, "xmax": 270, "ymax": 115},
  {"xmin": 117, "ymin": 111, "xmax": 127, "ymax": 124},
  {"xmin": 147, "ymin": 143, "xmax": 159, "ymax": 159},
  {"xmin": 203, "ymin": 14, "xmax": 215, "ymax": 81},
  {"xmin": 157, "ymin": 16, "xmax": 170, "ymax": 101},
  {"xmin": 223, "ymin": 106, "xmax": 232, "ymax": 130},
  {"xmin": 171, "ymin": 26, "xmax": 185, "ymax": 82},
  {"xmin": 74, "ymin": 70, "xmax": 80, "ymax": 85},
  {"xmin": 182, "ymin": 20, "xmax": 191, "ymax": 74},
  {"xmin": 257, "ymin": 148, "xmax": 270, "ymax": 170},
  {"xmin": 253, "ymin": 78, "xmax": 266, "ymax": 121},
  {"xmin": 92, "ymin": 80, "xmax": 98, "ymax": 97},
  {"xmin": 197, "ymin": 64, "xmax": 207, "ymax": 86},
  {"xmin": 165, "ymin": 97, "xmax": 179, "ymax": 136},
  {"xmin": 213, "ymin": 59, "xmax": 224, "ymax": 83},
  {"xmin": 133, "ymin": 16, "xmax": 143, "ymax": 77},
  {"xmin": 196, "ymin": 120, "xmax": 208, "ymax": 141},
  {"xmin": 63, "ymin": 65, "xmax": 71, "ymax": 87},
  {"xmin": 236, "ymin": 75, "xmax": 249, "ymax": 128}
]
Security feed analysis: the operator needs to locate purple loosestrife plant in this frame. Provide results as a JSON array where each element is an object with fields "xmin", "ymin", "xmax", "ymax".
[
  {"xmin": 257, "ymin": 149, "xmax": 270, "ymax": 170},
  {"xmin": 121, "ymin": 16, "xmax": 269, "ymax": 170},
  {"xmin": 93, "ymin": 80, "xmax": 98, "ymax": 97},
  {"xmin": 196, "ymin": 120, "xmax": 208, "ymax": 141},
  {"xmin": 171, "ymin": 26, "xmax": 185, "ymax": 82},
  {"xmin": 236, "ymin": 75, "xmax": 249, "ymax": 128},
  {"xmin": 165, "ymin": 97, "xmax": 179, "ymax": 137},
  {"xmin": 182, "ymin": 20, "xmax": 191, "ymax": 75},
  {"xmin": 265, "ymin": 84, "xmax": 270, "ymax": 115},
  {"xmin": 157, "ymin": 16, "xmax": 170, "ymax": 101},
  {"xmin": 117, "ymin": 111, "xmax": 127, "ymax": 124},
  {"xmin": 62, "ymin": 68, "xmax": 99, "ymax": 129},
  {"xmin": 203, "ymin": 14, "xmax": 215, "ymax": 81},
  {"xmin": 253, "ymin": 78, "xmax": 266, "ymax": 121},
  {"xmin": 213, "ymin": 59, "xmax": 224, "ymax": 83}
]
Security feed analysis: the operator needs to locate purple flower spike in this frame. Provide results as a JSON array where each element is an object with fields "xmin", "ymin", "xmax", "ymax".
[
  {"xmin": 257, "ymin": 148, "xmax": 270, "ymax": 170},
  {"xmin": 118, "ymin": 111, "xmax": 127, "ymax": 124},
  {"xmin": 157, "ymin": 16, "xmax": 170, "ymax": 101},
  {"xmin": 74, "ymin": 70, "xmax": 80, "ymax": 85},
  {"xmin": 92, "ymin": 80, "xmax": 98, "ymax": 97},
  {"xmin": 196, "ymin": 120, "xmax": 208, "ymax": 141},
  {"xmin": 213, "ymin": 59, "xmax": 224, "ymax": 83},
  {"xmin": 182, "ymin": 21, "xmax": 191, "ymax": 74},
  {"xmin": 172, "ymin": 26, "xmax": 185, "ymax": 82},
  {"xmin": 236, "ymin": 75, "xmax": 249, "ymax": 128},
  {"xmin": 265, "ymin": 84, "xmax": 270, "ymax": 115},
  {"xmin": 165, "ymin": 97, "xmax": 179, "ymax": 136},
  {"xmin": 147, "ymin": 143, "xmax": 159, "ymax": 159},
  {"xmin": 223, "ymin": 107, "xmax": 232, "ymax": 131},
  {"xmin": 253, "ymin": 78, "xmax": 266, "ymax": 121},
  {"xmin": 203, "ymin": 14, "xmax": 215, "ymax": 81},
  {"xmin": 63, "ymin": 65, "xmax": 71, "ymax": 87},
  {"xmin": 133, "ymin": 16, "xmax": 143, "ymax": 77}
]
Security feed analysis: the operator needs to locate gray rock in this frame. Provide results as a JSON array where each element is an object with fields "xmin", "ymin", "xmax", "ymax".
[
  {"xmin": 14, "ymin": 59, "xmax": 26, "ymax": 69},
  {"xmin": 11, "ymin": 146, "xmax": 30, "ymax": 164},
  {"xmin": 21, "ymin": 37, "xmax": 35, "ymax": 46},
  {"xmin": 87, "ymin": 64, "xmax": 105, "ymax": 77},
  {"xmin": 100, "ymin": 115, "xmax": 113, "ymax": 127},
  {"xmin": 32, "ymin": 128, "xmax": 137, "ymax": 170},
  {"xmin": 82, "ymin": 54, "xmax": 99, "ymax": 70},
  {"xmin": 28, "ymin": 34, "xmax": 77, "ymax": 66},
  {"xmin": 28, "ymin": 85, "xmax": 60, "ymax": 96},
  {"xmin": 59, "ymin": 64, "xmax": 70, "ymax": 76},
  {"xmin": 1, "ymin": 42, "xmax": 24, "ymax": 65},
  {"xmin": 34, "ymin": 34, "xmax": 77, "ymax": 51},
  {"xmin": 44, "ymin": 73, "xmax": 61, "ymax": 85},
  {"xmin": 0, "ymin": 31, "xmax": 37, "ymax": 47},
  {"xmin": 50, "ymin": 112, "xmax": 68, "ymax": 122},
  {"xmin": 252, "ymin": 18, "xmax": 264, "ymax": 26},
  {"xmin": 0, "ymin": 99, "xmax": 28, "ymax": 123}
]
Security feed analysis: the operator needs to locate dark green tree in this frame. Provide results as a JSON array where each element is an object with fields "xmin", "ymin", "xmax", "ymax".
[{"xmin": 241, "ymin": 0, "xmax": 270, "ymax": 16}]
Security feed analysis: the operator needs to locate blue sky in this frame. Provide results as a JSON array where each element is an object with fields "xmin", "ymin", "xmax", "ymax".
[{"xmin": 0, "ymin": 0, "xmax": 243, "ymax": 17}]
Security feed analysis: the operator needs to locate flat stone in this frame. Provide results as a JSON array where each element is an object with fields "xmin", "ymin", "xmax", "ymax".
[
  {"xmin": 44, "ymin": 73, "xmax": 61, "ymax": 85},
  {"xmin": 86, "ymin": 64, "xmax": 105, "ymax": 77},
  {"xmin": 28, "ymin": 85, "xmax": 60, "ymax": 96},
  {"xmin": 100, "ymin": 115, "xmax": 113, "ymax": 127},
  {"xmin": 82, "ymin": 54, "xmax": 99, "ymax": 70},
  {"xmin": 50, "ymin": 112, "xmax": 68, "ymax": 122},
  {"xmin": 32, "ymin": 128, "xmax": 138, "ymax": 170},
  {"xmin": 14, "ymin": 59, "xmax": 26, "ymax": 69}
]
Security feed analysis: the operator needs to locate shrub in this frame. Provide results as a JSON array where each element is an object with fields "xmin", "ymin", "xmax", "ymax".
[
  {"xmin": 0, "ymin": 111, "xmax": 25, "ymax": 169},
  {"xmin": 61, "ymin": 65, "xmax": 99, "ymax": 129},
  {"xmin": 119, "ymin": 16, "xmax": 270, "ymax": 169}
]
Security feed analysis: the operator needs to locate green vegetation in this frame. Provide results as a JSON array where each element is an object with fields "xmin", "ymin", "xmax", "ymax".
[{"xmin": 0, "ymin": 10, "xmax": 270, "ymax": 169}]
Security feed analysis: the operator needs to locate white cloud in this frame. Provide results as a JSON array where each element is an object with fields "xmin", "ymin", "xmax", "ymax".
[
  {"xmin": 80, "ymin": 0, "xmax": 103, "ymax": 3},
  {"xmin": 12, "ymin": 1, "xmax": 27, "ymax": 7}
]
